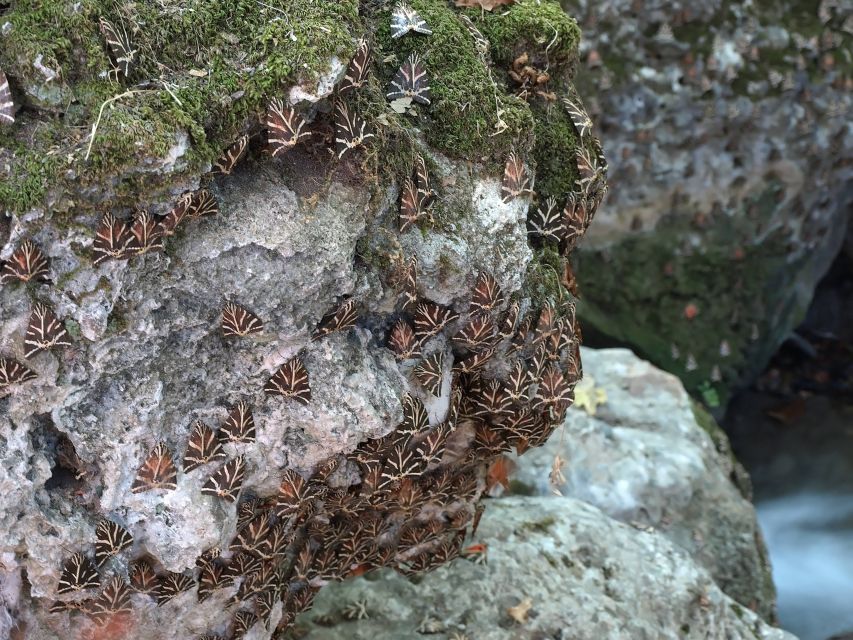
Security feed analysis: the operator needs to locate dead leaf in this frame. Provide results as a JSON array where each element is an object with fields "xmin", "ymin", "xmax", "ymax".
[
  {"xmin": 487, "ymin": 455, "xmax": 516, "ymax": 492},
  {"xmin": 455, "ymin": 0, "xmax": 515, "ymax": 9},
  {"xmin": 389, "ymin": 96, "xmax": 413, "ymax": 114},
  {"xmin": 572, "ymin": 376, "xmax": 607, "ymax": 415},
  {"xmin": 188, "ymin": 69, "xmax": 208, "ymax": 77},
  {"xmin": 507, "ymin": 597, "xmax": 533, "ymax": 624}
]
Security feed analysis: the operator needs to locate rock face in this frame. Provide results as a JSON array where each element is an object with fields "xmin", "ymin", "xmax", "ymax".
[
  {"xmin": 511, "ymin": 347, "xmax": 776, "ymax": 620},
  {"xmin": 0, "ymin": 1, "xmax": 601, "ymax": 638},
  {"xmin": 562, "ymin": 0, "xmax": 853, "ymax": 407},
  {"xmin": 294, "ymin": 497, "xmax": 796, "ymax": 640}
]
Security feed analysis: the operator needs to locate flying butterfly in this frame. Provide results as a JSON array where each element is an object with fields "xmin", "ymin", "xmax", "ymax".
[
  {"xmin": 265, "ymin": 356, "xmax": 311, "ymax": 404},
  {"xmin": 92, "ymin": 212, "xmax": 133, "ymax": 264},
  {"xmin": 24, "ymin": 303, "xmax": 71, "ymax": 358},
  {"xmin": 527, "ymin": 196, "xmax": 565, "ymax": 243},
  {"xmin": 0, "ymin": 68, "xmax": 14, "ymax": 125},
  {"xmin": 312, "ymin": 297, "xmax": 358, "ymax": 341},
  {"xmin": 99, "ymin": 17, "xmax": 136, "ymax": 80},
  {"xmin": 131, "ymin": 442, "xmax": 178, "ymax": 493},
  {"xmin": 157, "ymin": 192, "xmax": 194, "ymax": 237},
  {"xmin": 187, "ymin": 189, "xmax": 219, "ymax": 218},
  {"xmin": 57, "ymin": 552, "xmax": 100, "ymax": 594},
  {"xmin": 221, "ymin": 302, "xmax": 264, "ymax": 338},
  {"xmin": 0, "ymin": 239, "xmax": 50, "ymax": 284},
  {"xmin": 388, "ymin": 319, "xmax": 422, "ymax": 360},
  {"xmin": 183, "ymin": 420, "xmax": 225, "ymax": 472},
  {"xmin": 334, "ymin": 102, "xmax": 374, "ymax": 160},
  {"xmin": 390, "ymin": 3, "xmax": 432, "ymax": 38},
  {"xmin": 94, "ymin": 519, "xmax": 133, "ymax": 567},
  {"xmin": 414, "ymin": 352, "xmax": 444, "ymax": 397},
  {"xmin": 470, "ymin": 271, "xmax": 503, "ymax": 313},
  {"xmin": 501, "ymin": 152, "xmax": 533, "ymax": 203},
  {"xmin": 413, "ymin": 301, "xmax": 459, "ymax": 339},
  {"xmin": 219, "ymin": 401, "xmax": 256, "ymax": 444},
  {"xmin": 562, "ymin": 95, "xmax": 593, "ymax": 138},
  {"xmin": 213, "ymin": 134, "xmax": 249, "ymax": 175},
  {"xmin": 201, "ymin": 455, "xmax": 245, "ymax": 503},
  {"xmin": 88, "ymin": 576, "xmax": 132, "ymax": 626},
  {"xmin": 339, "ymin": 37, "xmax": 372, "ymax": 95},
  {"xmin": 156, "ymin": 571, "xmax": 195, "ymax": 606},
  {"xmin": 128, "ymin": 210, "xmax": 164, "ymax": 256},
  {"xmin": 267, "ymin": 98, "xmax": 312, "ymax": 157},
  {"xmin": 386, "ymin": 53, "xmax": 431, "ymax": 106}
]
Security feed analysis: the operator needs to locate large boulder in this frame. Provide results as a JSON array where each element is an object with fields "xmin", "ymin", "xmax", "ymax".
[{"xmin": 562, "ymin": 0, "xmax": 853, "ymax": 408}]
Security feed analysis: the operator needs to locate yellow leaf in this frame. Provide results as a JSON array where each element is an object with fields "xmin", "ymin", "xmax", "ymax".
[{"xmin": 572, "ymin": 376, "xmax": 607, "ymax": 415}]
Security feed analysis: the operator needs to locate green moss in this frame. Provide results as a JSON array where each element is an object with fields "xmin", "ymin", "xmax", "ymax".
[
  {"xmin": 524, "ymin": 515, "xmax": 557, "ymax": 533},
  {"xmin": 0, "ymin": 0, "xmax": 359, "ymax": 212},
  {"xmin": 474, "ymin": 0, "xmax": 581, "ymax": 66},
  {"xmin": 525, "ymin": 246, "xmax": 566, "ymax": 307},
  {"xmin": 532, "ymin": 103, "xmax": 579, "ymax": 197},
  {"xmin": 64, "ymin": 319, "xmax": 82, "ymax": 340}
]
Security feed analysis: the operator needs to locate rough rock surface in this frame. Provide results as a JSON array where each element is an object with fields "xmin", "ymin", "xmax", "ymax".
[
  {"xmin": 562, "ymin": 0, "xmax": 853, "ymax": 407},
  {"xmin": 294, "ymin": 497, "xmax": 796, "ymax": 640},
  {"xmin": 511, "ymin": 347, "xmax": 776, "ymax": 619}
]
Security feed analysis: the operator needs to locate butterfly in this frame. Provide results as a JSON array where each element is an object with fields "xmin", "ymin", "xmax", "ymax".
[
  {"xmin": 201, "ymin": 456, "xmax": 245, "ymax": 502},
  {"xmin": 334, "ymin": 102, "xmax": 374, "ymax": 160},
  {"xmin": 197, "ymin": 562, "xmax": 226, "ymax": 603},
  {"xmin": 57, "ymin": 552, "xmax": 100, "ymax": 594},
  {"xmin": 24, "ymin": 303, "xmax": 71, "ymax": 358},
  {"xmin": 187, "ymin": 189, "xmax": 219, "ymax": 218},
  {"xmin": 0, "ymin": 68, "xmax": 14, "ymax": 124},
  {"xmin": 501, "ymin": 152, "xmax": 533, "ymax": 203},
  {"xmin": 413, "ymin": 301, "xmax": 459, "ymax": 339},
  {"xmin": 390, "ymin": 3, "xmax": 432, "ymax": 38},
  {"xmin": 92, "ymin": 212, "xmax": 133, "ymax": 264},
  {"xmin": 386, "ymin": 53, "xmax": 431, "ymax": 106},
  {"xmin": 0, "ymin": 239, "xmax": 49, "ymax": 284},
  {"xmin": 99, "ymin": 17, "xmax": 136, "ymax": 80},
  {"xmin": 230, "ymin": 513, "xmax": 271, "ymax": 555},
  {"xmin": 561, "ymin": 192, "xmax": 586, "ymax": 252},
  {"xmin": 397, "ymin": 255, "xmax": 418, "ymax": 311},
  {"xmin": 267, "ymin": 99, "xmax": 312, "ymax": 156},
  {"xmin": 339, "ymin": 38, "xmax": 372, "ymax": 95},
  {"xmin": 157, "ymin": 192, "xmax": 194, "ymax": 237},
  {"xmin": 562, "ymin": 95, "xmax": 593, "ymax": 138},
  {"xmin": 414, "ymin": 352, "xmax": 444, "ymax": 396},
  {"xmin": 527, "ymin": 196, "xmax": 564, "ymax": 243},
  {"xmin": 470, "ymin": 271, "xmax": 503, "ymax": 313},
  {"xmin": 399, "ymin": 156, "xmax": 435, "ymax": 231},
  {"xmin": 265, "ymin": 356, "xmax": 311, "ymax": 404},
  {"xmin": 219, "ymin": 401, "xmax": 256, "ymax": 444},
  {"xmin": 131, "ymin": 442, "xmax": 178, "ymax": 493},
  {"xmin": 415, "ymin": 422, "xmax": 451, "ymax": 466},
  {"xmin": 94, "ymin": 519, "xmax": 133, "ymax": 567},
  {"xmin": 452, "ymin": 312, "xmax": 495, "ymax": 351},
  {"xmin": 533, "ymin": 363, "xmax": 574, "ymax": 414},
  {"xmin": 88, "ymin": 575, "xmax": 132, "ymax": 626},
  {"xmin": 233, "ymin": 609, "xmax": 258, "ymax": 636},
  {"xmin": 312, "ymin": 297, "xmax": 358, "ymax": 340},
  {"xmin": 127, "ymin": 210, "xmax": 164, "ymax": 256},
  {"xmin": 213, "ymin": 134, "xmax": 249, "ymax": 175},
  {"xmin": 129, "ymin": 558, "xmax": 158, "ymax": 594},
  {"xmin": 221, "ymin": 302, "xmax": 263, "ymax": 337},
  {"xmin": 388, "ymin": 319, "xmax": 422, "ymax": 360},
  {"xmin": 275, "ymin": 469, "xmax": 316, "ymax": 520},
  {"xmin": 379, "ymin": 445, "xmax": 425, "ymax": 490},
  {"xmin": 156, "ymin": 571, "xmax": 195, "ymax": 606},
  {"xmin": 183, "ymin": 420, "xmax": 225, "ymax": 472}
]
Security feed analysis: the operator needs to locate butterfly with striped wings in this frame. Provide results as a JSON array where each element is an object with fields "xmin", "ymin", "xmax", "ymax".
[
  {"xmin": 265, "ymin": 356, "xmax": 311, "ymax": 404},
  {"xmin": 201, "ymin": 456, "xmax": 245, "ymax": 503},
  {"xmin": 128, "ymin": 210, "xmax": 164, "ymax": 256},
  {"xmin": 397, "ymin": 254, "xmax": 419, "ymax": 311},
  {"xmin": 312, "ymin": 297, "xmax": 358, "ymax": 341},
  {"xmin": 339, "ymin": 38, "xmax": 372, "ymax": 95},
  {"xmin": 470, "ymin": 271, "xmax": 504, "ymax": 313},
  {"xmin": 92, "ymin": 212, "xmax": 133, "ymax": 264},
  {"xmin": 88, "ymin": 576, "xmax": 132, "ymax": 626},
  {"xmin": 0, "ymin": 356, "xmax": 38, "ymax": 391},
  {"xmin": 131, "ymin": 442, "xmax": 178, "ymax": 493},
  {"xmin": 0, "ymin": 239, "xmax": 50, "ymax": 284},
  {"xmin": 414, "ymin": 352, "xmax": 444, "ymax": 397},
  {"xmin": 386, "ymin": 53, "xmax": 431, "ymax": 106},
  {"xmin": 94, "ymin": 519, "xmax": 133, "ymax": 567},
  {"xmin": 24, "ymin": 303, "xmax": 71, "ymax": 358},
  {"xmin": 183, "ymin": 420, "xmax": 226, "ymax": 472},
  {"xmin": 527, "ymin": 196, "xmax": 564, "ymax": 243},
  {"xmin": 213, "ymin": 134, "xmax": 249, "ymax": 175},
  {"xmin": 129, "ymin": 558, "xmax": 158, "ymax": 594},
  {"xmin": 157, "ymin": 192, "xmax": 194, "ymax": 237},
  {"xmin": 334, "ymin": 102, "xmax": 374, "ymax": 160},
  {"xmin": 99, "ymin": 17, "xmax": 136, "ymax": 80},
  {"xmin": 197, "ymin": 562, "xmax": 226, "ymax": 603},
  {"xmin": 57, "ymin": 552, "xmax": 100, "ymax": 594},
  {"xmin": 267, "ymin": 99, "xmax": 312, "ymax": 157},
  {"xmin": 219, "ymin": 401, "xmax": 256, "ymax": 444},
  {"xmin": 221, "ymin": 302, "xmax": 263, "ymax": 337},
  {"xmin": 275, "ymin": 469, "xmax": 318, "ymax": 520},
  {"xmin": 188, "ymin": 188, "xmax": 219, "ymax": 218},
  {"xmin": 390, "ymin": 3, "xmax": 432, "ymax": 38},
  {"xmin": 452, "ymin": 312, "xmax": 496, "ymax": 351},
  {"xmin": 0, "ymin": 68, "xmax": 14, "ymax": 125},
  {"xmin": 501, "ymin": 152, "xmax": 533, "ymax": 203},
  {"xmin": 413, "ymin": 301, "xmax": 459, "ymax": 339},
  {"xmin": 388, "ymin": 319, "xmax": 422, "ymax": 360},
  {"xmin": 563, "ymin": 95, "xmax": 593, "ymax": 138}
]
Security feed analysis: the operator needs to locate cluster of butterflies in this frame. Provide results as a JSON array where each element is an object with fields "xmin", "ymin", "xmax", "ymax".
[{"xmin": 526, "ymin": 95, "xmax": 608, "ymax": 255}]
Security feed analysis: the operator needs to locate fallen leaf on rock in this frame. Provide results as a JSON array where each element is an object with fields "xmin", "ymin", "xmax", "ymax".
[
  {"xmin": 487, "ymin": 455, "xmax": 516, "ymax": 492},
  {"xmin": 507, "ymin": 597, "xmax": 533, "ymax": 624},
  {"xmin": 455, "ymin": 0, "xmax": 515, "ymax": 9},
  {"xmin": 572, "ymin": 376, "xmax": 607, "ymax": 415}
]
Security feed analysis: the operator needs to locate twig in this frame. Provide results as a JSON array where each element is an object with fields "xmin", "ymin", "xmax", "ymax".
[{"xmin": 84, "ymin": 89, "xmax": 142, "ymax": 161}]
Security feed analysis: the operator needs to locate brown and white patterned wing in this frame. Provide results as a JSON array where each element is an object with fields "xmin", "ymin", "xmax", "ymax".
[
  {"xmin": 265, "ymin": 356, "xmax": 311, "ymax": 405},
  {"xmin": 267, "ymin": 98, "xmax": 311, "ymax": 156},
  {"xmin": 131, "ymin": 442, "xmax": 178, "ymax": 493},
  {"xmin": 0, "ymin": 357, "xmax": 37, "ymax": 389},
  {"xmin": 183, "ymin": 420, "xmax": 225, "ymax": 472},
  {"xmin": 221, "ymin": 302, "xmax": 263, "ymax": 337},
  {"xmin": 201, "ymin": 456, "xmax": 245, "ymax": 503},
  {"xmin": 94, "ymin": 519, "xmax": 133, "ymax": 567},
  {"xmin": 339, "ymin": 38, "xmax": 372, "ymax": 95},
  {"xmin": 0, "ymin": 68, "xmax": 14, "ymax": 124},
  {"xmin": 24, "ymin": 303, "xmax": 71, "ymax": 358},
  {"xmin": 219, "ymin": 401, "xmax": 256, "ymax": 444},
  {"xmin": 0, "ymin": 239, "xmax": 50, "ymax": 283},
  {"xmin": 501, "ymin": 152, "xmax": 533, "ymax": 203},
  {"xmin": 213, "ymin": 134, "xmax": 248, "ymax": 175}
]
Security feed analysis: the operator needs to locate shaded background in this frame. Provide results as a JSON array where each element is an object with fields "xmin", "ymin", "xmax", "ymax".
[{"xmin": 558, "ymin": 0, "xmax": 851, "ymax": 638}]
